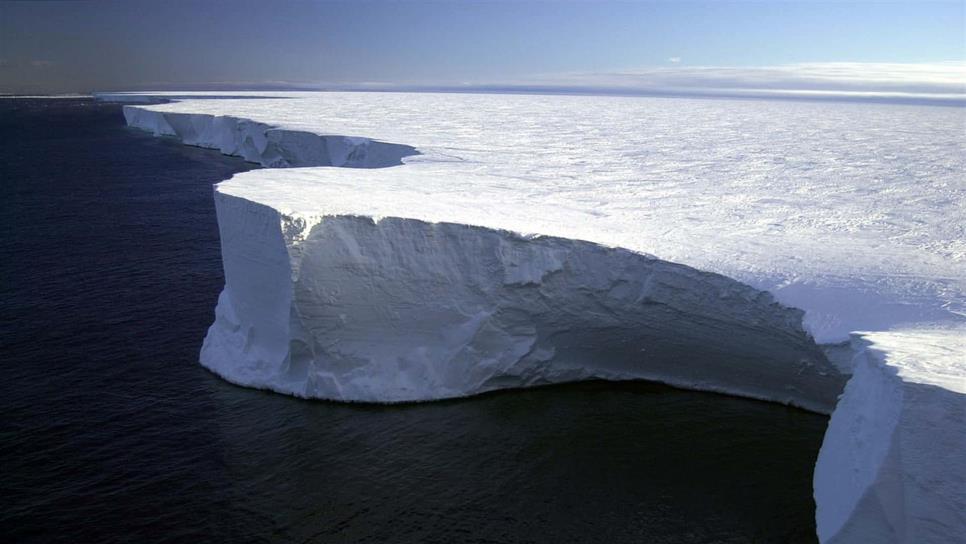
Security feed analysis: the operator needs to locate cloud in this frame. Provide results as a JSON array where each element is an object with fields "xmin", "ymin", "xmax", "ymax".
[
  {"xmin": 496, "ymin": 62, "xmax": 966, "ymax": 104},
  {"xmin": 667, "ymin": 57, "xmax": 681, "ymax": 64},
  {"xmin": 30, "ymin": 60, "xmax": 54, "ymax": 68}
]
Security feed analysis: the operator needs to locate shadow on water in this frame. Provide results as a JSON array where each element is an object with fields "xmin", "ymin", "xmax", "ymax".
[{"xmin": 0, "ymin": 98, "xmax": 826, "ymax": 543}]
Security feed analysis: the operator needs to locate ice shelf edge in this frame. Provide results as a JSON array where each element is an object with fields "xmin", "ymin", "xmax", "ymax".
[{"xmin": 112, "ymin": 96, "xmax": 965, "ymax": 543}]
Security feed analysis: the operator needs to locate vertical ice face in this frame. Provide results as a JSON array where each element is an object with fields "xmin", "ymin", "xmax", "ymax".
[
  {"xmin": 200, "ymin": 192, "xmax": 844, "ymax": 412},
  {"xmin": 199, "ymin": 194, "xmax": 296, "ymax": 388},
  {"xmin": 814, "ymin": 329, "xmax": 966, "ymax": 543},
  {"xmin": 122, "ymin": 106, "xmax": 417, "ymax": 168}
]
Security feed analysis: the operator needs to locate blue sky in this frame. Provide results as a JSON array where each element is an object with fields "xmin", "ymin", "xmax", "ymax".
[{"xmin": 1, "ymin": 0, "xmax": 963, "ymax": 97}]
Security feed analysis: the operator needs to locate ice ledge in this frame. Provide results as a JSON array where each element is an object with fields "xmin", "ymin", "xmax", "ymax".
[
  {"xmin": 115, "ymin": 97, "xmax": 965, "ymax": 542},
  {"xmin": 122, "ymin": 104, "xmax": 418, "ymax": 168},
  {"xmin": 202, "ymin": 191, "xmax": 844, "ymax": 412},
  {"xmin": 814, "ymin": 327, "xmax": 965, "ymax": 543}
]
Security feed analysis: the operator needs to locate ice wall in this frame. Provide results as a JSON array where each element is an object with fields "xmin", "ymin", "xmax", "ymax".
[
  {"xmin": 123, "ymin": 105, "xmax": 417, "ymax": 168},
  {"xmin": 814, "ymin": 329, "xmax": 965, "ymax": 543},
  {"xmin": 202, "ymin": 191, "xmax": 843, "ymax": 412}
]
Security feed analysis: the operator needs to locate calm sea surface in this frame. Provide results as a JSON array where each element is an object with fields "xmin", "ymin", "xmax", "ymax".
[{"xmin": 0, "ymin": 98, "xmax": 828, "ymax": 543}]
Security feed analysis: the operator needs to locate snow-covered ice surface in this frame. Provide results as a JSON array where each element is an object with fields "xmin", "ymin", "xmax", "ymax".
[{"xmin": 102, "ymin": 90, "xmax": 965, "ymax": 541}]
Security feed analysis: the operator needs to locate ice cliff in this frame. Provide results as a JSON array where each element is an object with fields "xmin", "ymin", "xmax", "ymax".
[
  {"xmin": 110, "ymin": 91, "xmax": 965, "ymax": 542},
  {"xmin": 204, "ymin": 193, "xmax": 841, "ymax": 411},
  {"xmin": 815, "ymin": 328, "xmax": 965, "ymax": 543},
  {"xmin": 122, "ymin": 105, "xmax": 416, "ymax": 168}
]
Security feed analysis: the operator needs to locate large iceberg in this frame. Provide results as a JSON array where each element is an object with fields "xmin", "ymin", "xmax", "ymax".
[{"xmin": 102, "ymin": 91, "xmax": 965, "ymax": 542}]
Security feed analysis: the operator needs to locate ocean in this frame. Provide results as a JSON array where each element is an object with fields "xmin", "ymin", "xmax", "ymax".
[{"xmin": 0, "ymin": 98, "xmax": 827, "ymax": 543}]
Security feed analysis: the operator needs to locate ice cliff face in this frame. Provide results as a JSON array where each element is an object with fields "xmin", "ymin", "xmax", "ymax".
[
  {"xmin": 123, "ymin": 105, "xmax": 417, "ymax": 168},
  {"xmin": 202, "ymin": 191, "xmax": 842, "ymax": 411},
  {"xmin": 814, "ymin": 328, "xmax": 965, "ymax": 543}
]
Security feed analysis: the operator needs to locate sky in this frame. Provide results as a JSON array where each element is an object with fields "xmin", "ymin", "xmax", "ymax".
[{"xmin": 1, "ymin": 0, "xmax": 964, "ymax": 101}]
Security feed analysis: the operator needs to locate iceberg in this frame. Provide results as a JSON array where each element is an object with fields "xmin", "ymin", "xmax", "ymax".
[{"xmin": 101, "ymin": 90, "xmax": 965, "ymax": 542}]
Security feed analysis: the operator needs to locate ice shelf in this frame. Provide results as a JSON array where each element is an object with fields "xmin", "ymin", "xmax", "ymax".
[{"xmin": 101, "ymin": 91, "xmax": 965, "ymax": 542}]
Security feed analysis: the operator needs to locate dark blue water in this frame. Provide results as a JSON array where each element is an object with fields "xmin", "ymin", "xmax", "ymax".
[{"xmin": 0, "ymin": 98, "xmax": 827, "ymax": 543}]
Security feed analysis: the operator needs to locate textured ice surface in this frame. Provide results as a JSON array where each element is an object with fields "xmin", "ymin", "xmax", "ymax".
[{"xmin": 108, "ymin": 90, "xmax": 965, "ymax": 540}]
